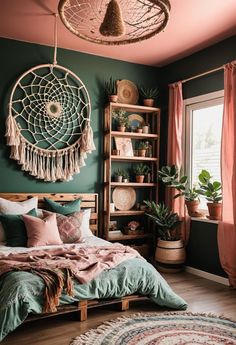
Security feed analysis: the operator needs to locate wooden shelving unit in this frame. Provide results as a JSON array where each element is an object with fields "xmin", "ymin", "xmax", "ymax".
[{"xmin": 103, "ymin": 102, "xmax": 160, "ymax": 256}]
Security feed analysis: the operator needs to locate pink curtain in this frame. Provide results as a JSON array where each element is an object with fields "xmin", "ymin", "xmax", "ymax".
[
  {"xmin": 218, "ymin": 61, "xmax": 236, "ymax": 287},
  {"xmin": 166, "ymin": 82, "xmax": 189, "ymax": 243}
]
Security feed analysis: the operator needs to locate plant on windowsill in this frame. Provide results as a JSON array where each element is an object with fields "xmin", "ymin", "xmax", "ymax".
[
  {"xmin": 133, "ymin": 163, "xmax": 150, "ymax": 183},
  {"xmin": 105, "ymin": 77, "xmax": 118, "ymax": 103},
  {"xmin": 144, "ymin": 201, "xmax": 185, "ymax": 272},
  {"xmin": 158, "ymin": 165, "xmax": 203, "ymax": 217},
  {"xmin": 112, "ymin": 109, "xmax": 129, "ymax": 132},
  {"xmin": 139, "ymin": 86, "xmax": 159, "ymax": 107},
  {"xmin": 196, "ymin": 169, "xmax": 222, "ymax": 221}
]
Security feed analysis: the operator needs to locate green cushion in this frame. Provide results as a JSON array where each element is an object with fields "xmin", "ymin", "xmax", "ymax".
[
  {"xmin": 44, "ymin": 198, "xmax": 82, "ymax": 215},
  {"xmin": 0, "ymin": 209, "xmax": 37, "ymax": 247}
]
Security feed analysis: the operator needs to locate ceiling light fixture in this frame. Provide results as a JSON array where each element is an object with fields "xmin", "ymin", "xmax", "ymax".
[{"xmin": 58, "ymin": 0, "xmax": 171, "ymax": 45}]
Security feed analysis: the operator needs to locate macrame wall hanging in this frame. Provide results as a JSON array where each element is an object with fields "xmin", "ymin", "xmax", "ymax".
[{"xmin": 5, "ymin": 14, "xmax": 95, "ymax": 182}]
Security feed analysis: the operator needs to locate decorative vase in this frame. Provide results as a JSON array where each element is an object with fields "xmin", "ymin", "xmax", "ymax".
[
  {"xmin": 142, "ymin": 125, "xmax": 149, "ymax": 134},
  {"xmin": 143, "ymin": 99, "xmax": 154, "ymax": 107},
  {"xmin": 117, "ymin": 125, "xmax": 126, "ymax": 132},
  {"xmin": 138, "ymin": 149, "xmax": 146, "ymax": 157},
  {"xmin": 109, "ymin": 95, "xmax": 118, "ymax": 102},
  {"xmin": 155, "ymin": 239, "xmax": 186, "ymax": 273},
  {"xmin": 185, "ymin": 200, "xmax": 203, "ymax": 217},
  {"xmin": 135, "ymin": 175, "xmax": 145, "ymax": 183},
  {"xmin": 207, "ymin": 202, "xmax": 222, "ymax": 220}
]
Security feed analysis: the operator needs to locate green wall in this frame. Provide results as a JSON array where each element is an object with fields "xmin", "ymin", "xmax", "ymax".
[
  {"xmin": 0, "ymin": 38, "xmax": 160, "ymax": 193},
  {"xmin": 161, "ymin": 35, "xmax": 236, "ymax": 277},
  {"xmin": 1, "ymin": 35, "xmax": 235, "ymax": 277}
]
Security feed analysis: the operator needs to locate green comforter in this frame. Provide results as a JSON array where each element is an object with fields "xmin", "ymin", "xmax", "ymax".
[{"xmin": 0, "ymin": 258, "xmax": 187, "ymax": 341}]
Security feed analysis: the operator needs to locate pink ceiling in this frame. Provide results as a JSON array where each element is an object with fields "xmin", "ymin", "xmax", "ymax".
[{"xmin": 0, "ymin": 0, "xmax": 236, "ymax": 67}]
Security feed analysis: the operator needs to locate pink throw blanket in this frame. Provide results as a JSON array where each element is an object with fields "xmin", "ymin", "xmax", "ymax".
[{"xmin": 0, "ymin": 245, "xmax": 140, "ymax": 312}]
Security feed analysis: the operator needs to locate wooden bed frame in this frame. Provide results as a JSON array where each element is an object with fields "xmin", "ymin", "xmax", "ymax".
[{"xmin": 0, "ymin": 193, "xmax": 147, "ymax": 322}]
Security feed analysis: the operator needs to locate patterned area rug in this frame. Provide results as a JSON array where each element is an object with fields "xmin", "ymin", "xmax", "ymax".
[{"xmin": 70, "ymin": 312, "xmax": 236, "ymax": 345}]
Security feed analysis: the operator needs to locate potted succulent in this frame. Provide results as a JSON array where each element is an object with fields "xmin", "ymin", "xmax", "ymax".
[
  {"xmin": 158, "ymin": 165, "xmax": 203, "ymax": 217},
  {"xmin": 139, "ymin": 86, "xmax": 159, "ymax": 107},
  {"xmin": 105, "ymin": 77, "xmax": 118, "ymax": 102},
  {"xmin": 133, "ymin": 163, "xmax": 150, "ymax": 183},
  {"xmin": 114, "ymin": 168, "xmax": 124, "ymax": 182},
  {"xmin": 197, "ymin": 170, "xmax": 222, "ymax": 220},
  {"xmin": 144, "ymin": 201, "xmax": 185, "ymax": 272},
  {"xmin": 122, "ymin": 170, "xmax": 129, "ymax": 183},
  {"xmin": 138, "ymin": 141, "xmax": 148, "ymax": 157},
  {"xmin": 112, "ymin": 109, "xmax": 129, "ymax": 132}
]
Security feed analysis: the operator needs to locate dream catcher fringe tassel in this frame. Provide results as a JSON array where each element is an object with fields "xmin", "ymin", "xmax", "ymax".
[
  {"xmin": 5, "ymin": 113, "xmax": 95, "ymax": 182},
  {"xmin": 5, "ymin": 15, "xmax": 95, "ymax": 182}
]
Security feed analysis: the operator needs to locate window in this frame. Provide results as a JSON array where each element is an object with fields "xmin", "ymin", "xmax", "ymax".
[{"xmin": 184, "ymin": 91, "xmax": 224, "ymax": 209}]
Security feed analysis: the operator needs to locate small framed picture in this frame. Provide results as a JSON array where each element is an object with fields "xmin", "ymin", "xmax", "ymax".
[
  {"xmin": 109, "ymin": 220, "xmax": 118, "ymax": 231},
  {"xmin": 115, "ymin": 137, "xmax": 133, "ymax": 157}
]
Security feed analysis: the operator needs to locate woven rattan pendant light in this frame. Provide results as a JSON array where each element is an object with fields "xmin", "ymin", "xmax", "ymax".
[
  {"xmin": 58, "ymin": 0, "xmax": 171, "ymax": 45},
  {"xmin": 99, "ymin": 0, "xmax": 125, "ymax": 37}
]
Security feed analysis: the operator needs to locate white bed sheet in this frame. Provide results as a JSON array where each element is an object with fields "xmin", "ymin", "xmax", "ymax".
[{"xmin": 0, "ymin": 235, "xmax": 110, "ymax": 256}]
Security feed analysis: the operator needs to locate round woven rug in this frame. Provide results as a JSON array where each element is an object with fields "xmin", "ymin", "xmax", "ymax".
[{"xmin": 70, "ymin": 312, "xmax": 236, "ymax": 345}]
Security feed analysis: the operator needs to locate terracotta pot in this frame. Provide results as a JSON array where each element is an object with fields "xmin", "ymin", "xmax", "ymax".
[
  {"xmin": 136, "ymin": 128, "xmax": 143, "ymax": 133},
  {"xmin": 135, "ymin": 175, "xmax": 145, "ymax": 183},
  {"xmin": 185, "ymin": 200, "xmax": 203, "ymax": 217},
  {"xmin": 207, "ymin": 202, "xmax": 222, "ymax": 220},
  {"xmin": 109, "ymin": 95, "xmax": 118, "ymax": 102},
  {"xmin": 138, "ymin": 149, "xmax": 146, "ymax": 157},
  {"xmin": 143, "ymin": 99, "xmax": 154, "ymax": 107},
  {"xmin": 155, "ymin": 239, "xmax": 186, "ymax": 273},
  {"xmin": 117, "ymin": 126, "xmax": 126, "ymax": 132}
]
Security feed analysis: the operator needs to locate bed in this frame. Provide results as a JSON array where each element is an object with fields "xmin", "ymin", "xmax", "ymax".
[{"xmin": 0, "ymin": 193, "xmax": 187, "ymax": 341}]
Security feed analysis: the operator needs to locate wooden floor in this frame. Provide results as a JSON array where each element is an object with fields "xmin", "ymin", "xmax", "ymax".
[{"xmin": 2, "ymin": 272, "xmax": 236, "ymax": 345}]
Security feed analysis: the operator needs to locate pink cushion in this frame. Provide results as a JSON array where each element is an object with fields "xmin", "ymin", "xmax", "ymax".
[
  {"xmin": 23, "ymin": 213, "xmax": 63, "ymax": 247},
  {"xmin": 42, "ymin": 210, "xmax": 83, "ymax": 243}
]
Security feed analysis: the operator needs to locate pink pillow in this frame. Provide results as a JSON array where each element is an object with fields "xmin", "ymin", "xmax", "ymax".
[
  {"xmin": 42, "ymin": 210, "xmax": 83, "ymax": 243},
  {"xmin": 23, "ymin": 213, "xmax": 63, "ymax": 247}
]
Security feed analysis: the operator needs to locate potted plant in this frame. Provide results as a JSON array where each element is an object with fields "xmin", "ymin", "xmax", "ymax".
[
  {"xmin": 105, "ymin": 77, "xmax": 118, "ymax": 102},
  {"xmin": 112, "ymin": 109, "xmax": 129, "ymax": 132},
  {"xmin": 114, "ymin": 168, "xmax": 124, "ymax": 182},
  {"xmin": 136, "ymin": 124, "xmax": 143, "ymax": 133},
  {"xmin": 197, "ymin": 170, "xmax": 222, "ymax": 220},
  {"xmin": 133, "ymin": 163, "xmax": 150, "ymax": 183},
  {"xmin": 158, "ymin": 165, "xmax": 203, "ymax": 217},
  {"xmin": 138, "ymin": 141, "xmax": 148, "ymax": 157},
  {"xmin": 122, "ymin": 170, "xmax": 129, "ymax": 183},
  {"xmin": 144, "ymin": 201, "xmax": 185, "ymax": 272},
  {"xmin": 142, "ymin": 123, "xmax": 150, "ymax": 134},
  {"xmin": 139, "ymin": 86, "xmax": 159, "ymax": 107}
]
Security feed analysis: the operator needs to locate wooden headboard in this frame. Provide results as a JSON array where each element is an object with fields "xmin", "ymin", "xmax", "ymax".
[{"xmin": 0, "ymin": 193, "xmax": 99, "ymax": 236}]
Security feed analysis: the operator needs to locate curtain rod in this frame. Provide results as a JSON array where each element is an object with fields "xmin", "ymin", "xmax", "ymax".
[{"xmin": 181, "ymin": 65, "xmax": 224, "ymax": 84}]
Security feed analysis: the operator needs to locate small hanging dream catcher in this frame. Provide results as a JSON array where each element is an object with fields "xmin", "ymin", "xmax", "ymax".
[{"xmin": 5, "ymin": 15, "xmax": 95, "ymax": 182}]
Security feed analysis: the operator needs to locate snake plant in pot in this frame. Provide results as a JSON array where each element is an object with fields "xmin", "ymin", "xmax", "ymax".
[
  {"xmin": 158, "ymin": 165, "xmax": 203, "ymax": 217},
  {"xmin": 197, "ymin": 170, "xmax": 222, "ymax": 220},
  {"xmin": 144, "ymin": 201, "xmax": 185, "ymax": 272}
]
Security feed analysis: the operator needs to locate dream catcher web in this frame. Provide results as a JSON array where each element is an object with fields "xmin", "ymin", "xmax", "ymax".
[{"xmin": 5, "ymin": 15, "xmax": 95, "ymax": 182}]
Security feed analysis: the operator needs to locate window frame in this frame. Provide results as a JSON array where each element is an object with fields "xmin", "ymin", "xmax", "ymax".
[{"xmin": 183, "ymin": 90, "xmax": 224, "ymax": 209}]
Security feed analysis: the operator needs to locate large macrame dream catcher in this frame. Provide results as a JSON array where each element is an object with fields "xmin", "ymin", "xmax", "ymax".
[
  {"xmin": 58, "ymin": 0, "xmax": 171, "ymax": 45},
  {"xmin": 5, "ymin": 15, "xmax": 95, "ymax": 182}
]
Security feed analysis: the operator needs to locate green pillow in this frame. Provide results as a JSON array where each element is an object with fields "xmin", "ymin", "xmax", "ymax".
[
  {"xmin": 0, "ymin": 209, "xmax": 37, "ymax": 247},
  {"xmin": 44, "ymin": 198, "xmax": 82, "ymax": 215}
]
